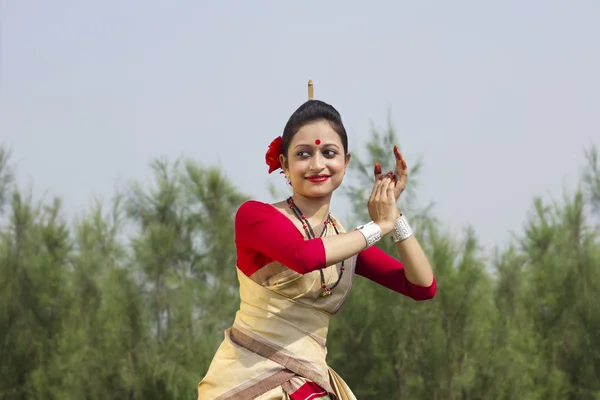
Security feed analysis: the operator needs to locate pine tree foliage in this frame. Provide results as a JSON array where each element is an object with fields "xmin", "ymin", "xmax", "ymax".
[{"xmin": 1, "ymin": 131, "xmax": 599, "ymax": 399}]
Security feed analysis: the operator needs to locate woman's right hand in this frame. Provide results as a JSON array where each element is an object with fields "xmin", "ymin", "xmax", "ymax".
[{"xmin": 367, "ymin": 171, "xmax": 400, "ymax": 236}]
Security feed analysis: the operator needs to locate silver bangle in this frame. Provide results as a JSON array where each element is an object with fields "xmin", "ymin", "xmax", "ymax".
[
  {"xmin": 391, "ymin": 214, "xmax": 413, "ymax": 243},
  {"xmin": 356, "ymin": 221, "xmax": 382, "ymax": 248}
]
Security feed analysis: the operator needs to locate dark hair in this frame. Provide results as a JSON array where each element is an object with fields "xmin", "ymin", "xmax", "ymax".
[{"xmin": 281, "ymin": 100, "xmax": 348, "ymax": 157}]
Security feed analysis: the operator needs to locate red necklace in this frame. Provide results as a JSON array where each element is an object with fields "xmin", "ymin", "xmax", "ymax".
[{"xmin": 287, "ymin": 197, "xmax": 345, "ymax": 297}]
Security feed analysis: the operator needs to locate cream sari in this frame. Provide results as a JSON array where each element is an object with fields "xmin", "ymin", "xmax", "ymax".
[{"xmin": 197, "ymin": 215, "xmax": 357, "ymax": 400}]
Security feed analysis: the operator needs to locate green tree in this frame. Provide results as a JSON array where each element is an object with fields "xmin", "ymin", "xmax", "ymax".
[{"xmin": 1, "ymin": 138, "xmax": 599, "ymax": 399}]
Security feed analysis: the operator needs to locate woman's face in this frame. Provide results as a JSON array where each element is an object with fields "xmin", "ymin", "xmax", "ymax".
[{"xmin": 281, "ymin": 120, "xmax": 351, "ymax": 199}]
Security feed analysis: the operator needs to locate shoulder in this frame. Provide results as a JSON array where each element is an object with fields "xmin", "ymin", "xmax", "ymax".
[
  {"xmin": 235, "ymin": 200, "xmax": 299, "ymax": 245},
  {"xmin": 235, "ymin": 200, "xmax": 286, "ymax": 223},
  {"xmin": 237, "ymin": 200, "xmax": 278, "ymax": 215}
]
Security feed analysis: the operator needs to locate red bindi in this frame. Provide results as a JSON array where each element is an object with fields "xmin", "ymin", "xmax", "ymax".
[{"xmin": 315, "ymin": 139, "xmax": 321, "ymax": 145}]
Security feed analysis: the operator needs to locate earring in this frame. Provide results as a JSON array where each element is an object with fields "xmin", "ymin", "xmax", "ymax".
[{"xmin": 284, "ymin": 171, "xmax": 291, "ymax": 186}]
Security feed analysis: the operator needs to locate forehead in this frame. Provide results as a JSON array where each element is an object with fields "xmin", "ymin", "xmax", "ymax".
[{"xmin": 291, "ymin": 120, "xmax": 342, "ymax": 146}]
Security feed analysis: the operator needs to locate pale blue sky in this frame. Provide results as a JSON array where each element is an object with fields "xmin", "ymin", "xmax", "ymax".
[{"xmin": 1, "ymin": 1, "xmax": 598, "ymax": 252}]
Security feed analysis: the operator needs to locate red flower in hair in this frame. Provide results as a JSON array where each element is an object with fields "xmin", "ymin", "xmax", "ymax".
[{"xmin": 265, "ymin": 136, "xmax": 283, "ymax": 174}]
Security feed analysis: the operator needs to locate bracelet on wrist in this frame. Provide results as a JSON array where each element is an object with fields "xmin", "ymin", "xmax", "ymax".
[
  {"xmin": 356, "ymin": 221, "xmax": 382, "ymax": 248},
  {"xmin": 391, "ymin": 214, "xmax": 413, "ymax": 243}
]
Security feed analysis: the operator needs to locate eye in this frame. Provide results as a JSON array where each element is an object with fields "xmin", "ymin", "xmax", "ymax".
[{"xmin": 295, "ymin": 149, "xmax": 338, "ymax": 158}]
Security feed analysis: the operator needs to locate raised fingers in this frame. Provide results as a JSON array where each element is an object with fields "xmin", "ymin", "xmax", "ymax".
[
  {"xmin": 369, "ymin": 176, "xmax": 383, "ymax": 204},
  {"xmin": 394, "ymin": 145, "xmax": 407, "ymax": 172},
  {"xmin": 373, "ymin": 162, "xmax": 383, "ymax": 181},
  {"xmin": 385, "ymin": 174, "xmax": 396, "ymax": 200},
  {"xmin": 377, "ymin": 174, "xmax": 394, "ymax": 201}
]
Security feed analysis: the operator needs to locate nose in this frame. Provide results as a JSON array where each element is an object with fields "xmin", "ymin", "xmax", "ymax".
[{"xmin": 310, "ymin": 153, "xmax": 325, "ymax": 171}]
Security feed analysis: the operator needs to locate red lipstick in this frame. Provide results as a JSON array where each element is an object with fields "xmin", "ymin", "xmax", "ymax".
[{"xmin": 306, "ymin": 175, "xmax": 330, "ymax": 183}]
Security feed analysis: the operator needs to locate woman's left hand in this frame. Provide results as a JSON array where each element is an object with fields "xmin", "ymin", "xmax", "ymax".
[{"xmin": 373, "ymin": 145, "xmax": 408, "ymax": 202}]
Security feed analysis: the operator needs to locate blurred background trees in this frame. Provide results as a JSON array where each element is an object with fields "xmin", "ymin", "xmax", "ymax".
[{"xmin": 1, "ymin": 127, "xmax": 599, "ymax": 399}]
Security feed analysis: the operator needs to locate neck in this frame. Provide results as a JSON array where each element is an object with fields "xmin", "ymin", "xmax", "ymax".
[{"xmin": 290, "ymin": 193, "xmax": 332, "ymax": 221}]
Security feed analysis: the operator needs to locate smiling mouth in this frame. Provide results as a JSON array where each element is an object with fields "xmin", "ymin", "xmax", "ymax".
[{"xmin": 306, "ymin": 175, "xmax": 330, "ymax": 183}]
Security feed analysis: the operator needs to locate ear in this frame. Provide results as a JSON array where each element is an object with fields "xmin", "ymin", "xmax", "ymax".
[
  {"xmin": 344, "ymin": 152, "xmax": 352, "ymax": 169},
  {"xmin": 279, "ymin": 154, "xmax": 289, "ymax": 173}
]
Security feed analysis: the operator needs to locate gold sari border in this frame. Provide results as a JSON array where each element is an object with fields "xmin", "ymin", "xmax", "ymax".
[{"xmin": 230, "ymin": 325, "xmax": 334, "ymax": 395}]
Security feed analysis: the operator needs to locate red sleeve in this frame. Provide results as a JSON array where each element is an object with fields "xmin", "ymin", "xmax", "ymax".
[
  {"xmin": 355, "ymin": 246, "xmax": 437, "ymax": 301},
  {"xmin": 235, "ymin": 201, "xmax": 327, "ymax": 275}
]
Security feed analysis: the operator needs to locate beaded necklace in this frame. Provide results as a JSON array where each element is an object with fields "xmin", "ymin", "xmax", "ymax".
[{"xmin": 286, "ymin": 197, "xmax": 345, "ymax": 298}]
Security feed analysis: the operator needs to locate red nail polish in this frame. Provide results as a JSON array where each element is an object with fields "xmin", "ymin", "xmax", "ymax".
[{"xmin": 374, "ymin": 162, "xmax": 382, "ymax": 175}]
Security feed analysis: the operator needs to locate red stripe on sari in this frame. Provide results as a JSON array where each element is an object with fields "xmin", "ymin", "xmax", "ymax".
[{"xmin": 290, "ymin": 382, "xmax": 329, "ymax": 400}]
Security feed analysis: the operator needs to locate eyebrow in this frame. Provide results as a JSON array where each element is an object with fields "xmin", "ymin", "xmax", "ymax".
[{"xmin": 294, "ymin": 143, "xmax": 341, "ymax": 150}]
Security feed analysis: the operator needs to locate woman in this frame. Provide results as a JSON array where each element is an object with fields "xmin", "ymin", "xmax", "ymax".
[{"xmin": 197, "ymin": 91, "xmax": 436, "ymax": 399}]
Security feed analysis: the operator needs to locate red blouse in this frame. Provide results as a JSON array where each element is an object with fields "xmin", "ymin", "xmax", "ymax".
[{"xmin": 234, "ymin": 200, "xmax": 436, "ymax": 301}]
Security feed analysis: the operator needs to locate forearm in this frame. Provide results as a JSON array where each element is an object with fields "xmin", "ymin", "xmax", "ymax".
[
  {"xmin": 395, "ymin": 235, "xmax": 434, "ymax": 286},
  {"xmin": 321, "ymin": 229, "xmax": 371, "ymax": 266}
]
